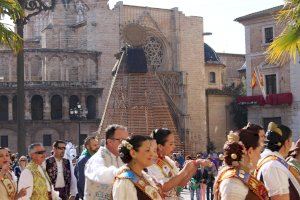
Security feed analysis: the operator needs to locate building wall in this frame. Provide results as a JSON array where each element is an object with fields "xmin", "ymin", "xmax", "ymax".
[
  {"xmin": 218, "ymin": 53, "xmax": 245, "ymax": 87},
  {"xmin": 289, "ymin": 55, "xmax": 300, "ymax": 140},
  {"xmin": 207, "ymin": 95, "xmax": 234, "ymax": 152},
  {"xmin": 205, "ymin": 65, "xmax": 224, "ymax": 90},
  {"xmin": 238, "ymin": 8, "xmax": 298, "ymax": 136},
  {"xmin": 2, "ymin": 0, "xmax": 222, "ymax": 154}
]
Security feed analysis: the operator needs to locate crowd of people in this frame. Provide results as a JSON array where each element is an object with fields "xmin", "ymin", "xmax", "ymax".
[{"xmin": 0, "ymin": 122, "xmax": 299, "ymax": 200}]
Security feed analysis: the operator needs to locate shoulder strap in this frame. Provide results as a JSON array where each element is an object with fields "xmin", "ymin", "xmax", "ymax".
[
  {"xmin": 214, "ymin": 167, "xmax": 237, "ymax": 200},
  {"xmin": 116, "ymin": 169, "xmax": 161, "ymax": 200},
  {"xmin": 289, "ymin": 165, "xmax": 300, "ymax": 184},
  {"xmin": 155, "ymin": 158, "xmax": 175, "ymax": 178},
  {"xmin": 234, "ymin": 169, "xmax": 269, "ymax": 200},
  {"xmin": 254, "ymin": 155, "xmax": 278, "ymax": 177}
]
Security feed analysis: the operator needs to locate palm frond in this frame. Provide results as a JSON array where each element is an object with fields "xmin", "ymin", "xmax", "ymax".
[
  {"xmin": 267, "ymin": 25, "xmax": 300, "ymax": 64},
  {"xmin": 266, "ymin": 0, "xmax": 300, "ymax": 64},
  {"xmin": 0, "ymin": 0, "xmax": 24, "ymax": 52},
  {"xmin": 0, "ymin": 22, "xmax": 23, "ymax": 52},
  {"xmin": 0, "ymin": 0, "xmax": 24, "ymax": 21}
]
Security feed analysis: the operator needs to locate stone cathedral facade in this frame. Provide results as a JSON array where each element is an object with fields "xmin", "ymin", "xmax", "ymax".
[{"xmin": 0, "ymin": 0, "xmax": 243, "ymax": 154}]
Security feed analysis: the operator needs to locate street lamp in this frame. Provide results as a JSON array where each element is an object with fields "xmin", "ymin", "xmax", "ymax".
[
  {"xmin": 16, "ymin": 0, "xmax": 56, "ymax": 155},
  {"xmin": 69, "ymin": 103, "xmax": 87, "ymax": 153}
]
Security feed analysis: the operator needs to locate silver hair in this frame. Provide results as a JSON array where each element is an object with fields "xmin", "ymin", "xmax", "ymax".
[{"xmin": 28, "ymin": 143, "xmax": 43, "ymax": 154}]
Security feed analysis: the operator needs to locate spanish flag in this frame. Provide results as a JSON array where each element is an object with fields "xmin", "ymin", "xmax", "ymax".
[{"xmin": 251, "ymin": 71, "xmax": 257, "ymax": 88}]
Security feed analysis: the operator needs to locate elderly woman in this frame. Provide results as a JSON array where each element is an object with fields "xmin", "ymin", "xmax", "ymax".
[
  {"xmin": 256, "ymin": 122, "xmax": 300, "ymax": 199},
  {"xmin": 214, "ymin": 125, "xmax": 268, "ymax": 200},
  {"xmin": 0, "ymin": 147, "xmax": 27, "ymax": 199},
  {"xmin": 14, "ymin": 156, "xmax": 28, "ymax": 180},
  {"xmin": 287, "ymin": 139, "xmax": 300, "ymax": 171}
]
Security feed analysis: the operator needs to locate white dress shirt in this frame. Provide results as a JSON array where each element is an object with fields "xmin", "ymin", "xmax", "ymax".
[
  {"xmin": 52, "ymin": 158, "xmax": 78, "ymax": 197},
  {"xmin": 219, "ymin": 177, "xmax": 249, "ymax": 200},
  {"xmin": 18, "ymin": 164, "xmax": 51, "ymax": 200},
  {"xmin": 257, "ymin": 149, "xmax": 300, "ymax": 197}
]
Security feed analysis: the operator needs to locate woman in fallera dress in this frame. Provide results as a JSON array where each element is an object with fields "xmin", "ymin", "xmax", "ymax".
[
  {"xmin": 286, "ymin": 139, "xmax": 300, "ymax": 184},
  {"xmin": 113, "ymin": 135, "xmax": 163, "ymax": 200},
  {"xmin": 0, "ymin": 147, "xmax": 27, "ymax": 200},
  {"xmin": 147, "ymin": 128, "xmax": 211, "ymax": 199},
  {"xmin": 214, "ymin": 124, "xmax": 269, "ymax": 200},
  {"xmin": 256, "ymin": 122, "xmax": 300, "ymax": 199}
]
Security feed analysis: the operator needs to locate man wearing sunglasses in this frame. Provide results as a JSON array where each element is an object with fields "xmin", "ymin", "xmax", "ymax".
[
  {"xmin": 45, "ymin": 140, "xmax": 78, "ymax": 200},
  {"xmin": 18, "ymin": 143, "xmax": 52, "ymax": 199},
  {"xmin": 84, "ymin": 124, "xmax": 128, "ymax": 200}
]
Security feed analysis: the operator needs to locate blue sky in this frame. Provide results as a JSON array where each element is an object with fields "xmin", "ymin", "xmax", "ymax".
[
  {"xmin": 2, "ymin": 0, "xmax": 284, "ymax": 54},
  {"xmin": 109, "ymin": 0, "xmax": 284, "ymax": 54}
]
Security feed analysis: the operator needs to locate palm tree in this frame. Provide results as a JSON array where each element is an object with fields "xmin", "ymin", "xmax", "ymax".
[
  {"xmin": 0, "ymin": 0, "xmax": 24, "ymax": 52},
  {"xmin": 267, "ymin": 0, "xmax": 300, "ymax": 64}
]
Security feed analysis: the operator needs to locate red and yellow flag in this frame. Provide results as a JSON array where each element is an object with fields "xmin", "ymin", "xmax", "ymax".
[{"xmin": 251, "ymin": 70, "xmax": 257, "ymax": 88}]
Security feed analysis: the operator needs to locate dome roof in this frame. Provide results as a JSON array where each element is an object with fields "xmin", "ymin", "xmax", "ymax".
[{"xmin": 204, "ymin": 43, "xmax": 222, "ymax": 64}]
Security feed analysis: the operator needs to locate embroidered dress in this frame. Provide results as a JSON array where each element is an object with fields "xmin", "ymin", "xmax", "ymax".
[
  {"xmin": 287, "ymin": 157, "xmax": 300, "ymax": 184},
  {"xmin": 256, "ymin": 149, "xmax": 300, "ymax": 199},
  {"xmin": 0, "ymin": 172, "xmax": 17, "ymax": 200},
  {"xmin": 214, "ymin": 166, "xmax": 268, "ymax": 200},
  {"xmin": 84, "ymin": 146, "xmax": 124, "ymax": 200},
  {"xmin": 147, "ymin": 156, "xmax": 180, "ymax": 199},
  {"xmin": 113, "ymin": 166, "xmax": 162, "ymax": 200}
]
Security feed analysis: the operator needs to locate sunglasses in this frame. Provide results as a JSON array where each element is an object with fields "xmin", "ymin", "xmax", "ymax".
[{"xmin": 34, "ymin": 150, "xmax": 46, "ymax": 155}]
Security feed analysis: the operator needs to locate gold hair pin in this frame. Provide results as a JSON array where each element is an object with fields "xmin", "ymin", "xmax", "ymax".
[
  {"xmin": 268, "ymin": 122, "xmax": 282, "ymax": 136},
  {"xmin": 227, "ymin": 131, "xmax": 240, "ymax": 143}
]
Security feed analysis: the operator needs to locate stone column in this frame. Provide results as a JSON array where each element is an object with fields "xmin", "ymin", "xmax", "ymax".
[
  {"xmin": 44, "ymin": 93, "xmax": 51, "ymax": 120},
  {"xmin": 80, "ymin": 95, "xmax": 86, "ymax": 110},
  {"xmin": 8, "ymin": 95, "xmax": 13, "ymax": 120},
  {"xmin": 63, "ymin": 95, "xmax": 69, "ymax": 120},
  {"xmin": 25, "ymin": 93, "xmax": 31, "ymax": 120},
  {"xmin": 96, "ymin": 95, "xmax": 102, "ymax": 119}
]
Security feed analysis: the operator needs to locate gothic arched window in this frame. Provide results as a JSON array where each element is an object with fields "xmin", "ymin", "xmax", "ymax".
[
  {"xmin": 31, "ymin": 95, "xmax": 44, "ymax": 120},
  {"xmin": 51, "ymin": 95, "xmax": 62, "ymax": 120},
  {"xmin": 86, "ymin": 95, "xmax": 96, "ymax": 119},
  {"xmin": 0, "ymin": 96, "xmax": 8, "ymax": 121}
]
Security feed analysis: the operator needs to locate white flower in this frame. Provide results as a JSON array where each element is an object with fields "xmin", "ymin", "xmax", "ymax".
[{"xmin": 122, "ymin": 140, "xmax": 133, "ymax": 150}]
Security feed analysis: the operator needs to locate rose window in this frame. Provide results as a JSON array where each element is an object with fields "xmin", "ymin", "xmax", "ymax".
[{"xmin": 143, "ymin": 36, "xmax": 164, "ymax": 70}]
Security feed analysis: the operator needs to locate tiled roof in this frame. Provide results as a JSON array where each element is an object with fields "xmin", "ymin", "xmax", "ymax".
[
  {"xmin": 204, "ymin": 43, "xmax": 223, "ymax": 65},
  {"xmin": 235, "ymin": 5, "xmax": 283, "ymax": 22}
]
